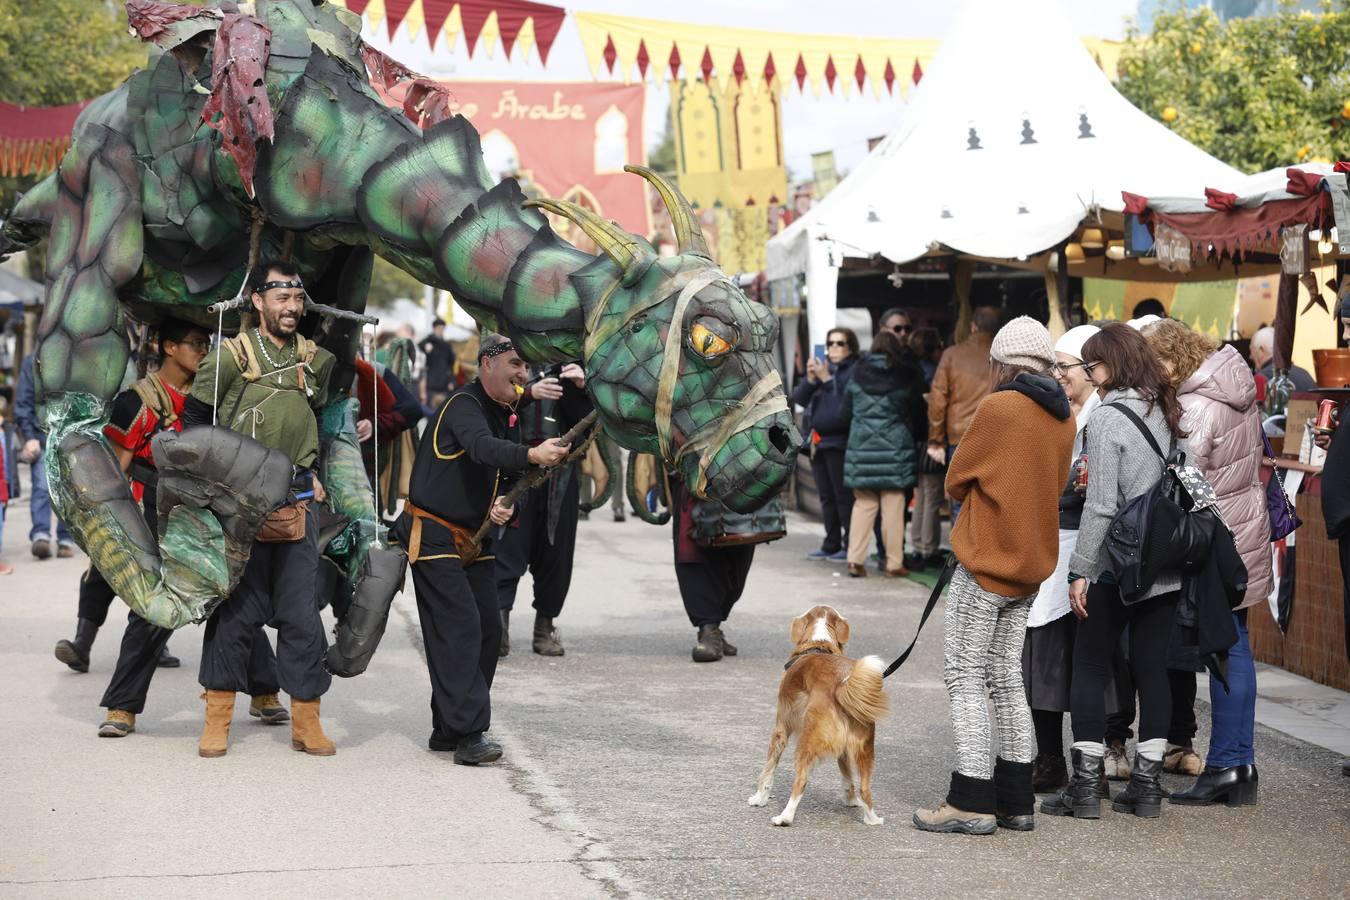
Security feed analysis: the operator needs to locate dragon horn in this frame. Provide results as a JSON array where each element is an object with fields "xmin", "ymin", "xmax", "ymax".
[
  {"xmin": 623, "ymin": 165, "xmax": 711, "ymax": 260},
  {"xmin": 524, "ymin": 198, "xmax": 655, "ymax": 286}
]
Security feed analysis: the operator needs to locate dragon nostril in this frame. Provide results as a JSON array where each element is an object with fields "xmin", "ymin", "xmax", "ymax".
[{"xmin": 768, "ymin": 425, "xmax": 790, "ymax": 454}]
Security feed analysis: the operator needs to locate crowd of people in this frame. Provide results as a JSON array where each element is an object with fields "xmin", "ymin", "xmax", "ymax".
[
  {"xmin": 3, "ymin": 269, "xmax": 1345, "ymax": 795},
  {"xmin": 0, "ymin": 258, "xmax": 772, "ymax": 765},
  {"xmin": 789, "ymin": 298, "xmax": 1336, "ymax": 832}
]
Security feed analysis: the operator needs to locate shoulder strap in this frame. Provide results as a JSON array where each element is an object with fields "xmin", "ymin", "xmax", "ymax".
[
  {"xmin": 222, "ymin": 334, "xmax": 263, "ymax": 382},
  {"xmin": 131, "ymin": 373, "xmax": 179, "ymax": 429},
  {"xmin": 1104, "ymin": 402, "xmax": 1166, "ymax": 461}
]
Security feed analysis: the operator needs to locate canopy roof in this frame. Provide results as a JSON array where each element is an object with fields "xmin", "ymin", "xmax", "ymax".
[
  {"xmin": 766, "ymin": 0, "xmax": 1245, "ymax": 281},
  {"xmin": 1125, "ymin": 161, "xmax": 1350, "ymax": 261}
]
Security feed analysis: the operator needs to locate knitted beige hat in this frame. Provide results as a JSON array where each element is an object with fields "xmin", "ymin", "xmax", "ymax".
[{"xmin": 990, "ymin": 316, "xmax": 1055, "ymax": 372}]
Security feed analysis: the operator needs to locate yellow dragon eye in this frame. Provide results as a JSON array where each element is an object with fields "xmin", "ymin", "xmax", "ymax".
[{"xmin": 689, "ymin": 321, "xmax": 734, "ymax": 359}]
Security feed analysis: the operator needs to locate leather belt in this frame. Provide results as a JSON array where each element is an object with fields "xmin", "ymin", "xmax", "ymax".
[{"xmin": 404, "ymin": 502, "xmax": 480, "ymax": 565}]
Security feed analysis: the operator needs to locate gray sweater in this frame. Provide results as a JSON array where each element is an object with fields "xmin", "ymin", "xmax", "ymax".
[{"xmin": 1068, "ymin": 388, "xmax": 1185, "ymax": 600}]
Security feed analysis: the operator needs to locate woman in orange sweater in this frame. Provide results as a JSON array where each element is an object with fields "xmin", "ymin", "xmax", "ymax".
[{"xmin": 914, "ymin": 317, "xmax": 1076, "ymax": 835}]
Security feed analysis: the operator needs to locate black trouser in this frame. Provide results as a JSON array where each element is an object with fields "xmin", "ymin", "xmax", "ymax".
[
  {"xmin": 199, "ymin": 507, "xmax": 330, "ymax": 701},
  {"xmin": 495, "ymin": 471, "xmax": 580, "ymax": 618},
  {"xmin": 410, "ymin": 551, "xmax": 500, "ymax": 739},
  {"xmin": 1070, "ymin": 583, "xmax": 1179, "ymax": 744},
  {"xmin": 810, "ymin": 447, "xmax": 851, "ymax": 553},
  {"xmin": 102, "ymin": 612, "xmax": 278, "ymax": 713},
  {"xmin": 96, "ymin": 494, "xmax": 280, "ymax": 712},
  {"xmin": 676, "ymin": 546, "xmax": 756, "ymax": 627},
  {"xmin": 1102, "ymin": 642, "xmax": 1199, "ymax": 745},
  {"xmin": 77, "ymin": 565, "xmax": 118, "ymax": 626}
]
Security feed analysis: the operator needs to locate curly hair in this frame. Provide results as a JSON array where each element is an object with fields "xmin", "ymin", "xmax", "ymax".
[{"xmin": 1141, "ymin": 319, "xmax": 1218, "ymax": 389}]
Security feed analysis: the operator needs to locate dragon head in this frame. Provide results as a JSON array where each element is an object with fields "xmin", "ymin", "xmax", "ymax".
[{"xmin": 525, "ymin": 166, "xmax": 799, "ymax": 513}]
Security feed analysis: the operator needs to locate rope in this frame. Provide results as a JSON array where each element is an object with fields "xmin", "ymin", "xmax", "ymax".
[{"xmin": 654, "ymin": 270, "xmax": 724, "ymax": 460}]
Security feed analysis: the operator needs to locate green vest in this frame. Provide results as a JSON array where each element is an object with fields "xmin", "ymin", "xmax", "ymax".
[{"xmin": 191, "ymin": 330, "xmax": 336, "ymax": 469}]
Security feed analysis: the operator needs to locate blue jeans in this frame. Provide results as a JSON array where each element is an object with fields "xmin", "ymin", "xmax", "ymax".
[
  {"xmin": 945, "ymin": 444, "xmax": 962, "ymax": 526},
  {"xmin": 29, "ymin": 453, "xmax": 74, "ymax": 545},
  {"xmin": 1207, "ymin": 609, "xmax": 1256, "ymax": 768}
]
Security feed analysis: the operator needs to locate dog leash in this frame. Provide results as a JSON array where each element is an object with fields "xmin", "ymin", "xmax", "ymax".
[{"xmin": 882, "ymin": 555, "xmax": 957, "ymax": 678}]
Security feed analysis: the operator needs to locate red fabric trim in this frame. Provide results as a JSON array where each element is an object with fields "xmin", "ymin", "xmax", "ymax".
[
  {"xmin": 1285, "ymin": 167, "xmax": 1323, "ymax": 196},
  {"xmin": 0, "ymin": 102, "xmax": 87, "ymax": 140},
  {"xmin": 1149, "ymin": 193, "xmax": 1331, "ymax": 259},
  {"xmin": 1121, "ymin": 191, "xmax": 1149, "ymax": 216},
  {"xmin": 1335, "ymin": 161, "xmax": 1350, "ymax": 174},
  {"xmin": 355, "ymin": 359, "xmax": 398, "ymax": 424},
  {"xmin": 912, "ymin": 59, "xmax": 923, "ymax": 84},
  {"xmin": 1204, "ymin": 187, "xmax": 1237, "ymax": 211}
]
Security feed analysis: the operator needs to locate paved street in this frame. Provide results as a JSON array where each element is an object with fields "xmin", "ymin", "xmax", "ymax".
[{"xmin": 1, "ymin": 494, "xmax": 1347, "ymax": 898}]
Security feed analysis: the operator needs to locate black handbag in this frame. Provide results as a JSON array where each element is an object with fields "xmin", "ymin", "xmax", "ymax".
[{"xmin": 1101, "ymin": 404, "xmax": 1223, "ymax": 603}]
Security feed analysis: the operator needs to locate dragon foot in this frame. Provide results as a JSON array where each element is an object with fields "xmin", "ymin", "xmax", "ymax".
[{"xmin": 324, "ymin": 544, "xmax": 408, "ymax": 677}]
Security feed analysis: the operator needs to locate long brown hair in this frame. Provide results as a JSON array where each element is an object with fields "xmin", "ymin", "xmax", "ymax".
[
  {"xmin": 868, "ymin": 329, "xmax": 907, "ymax": 370},
  {"xmin": 1142, "ymin": 319, "xmax": 1217, "ymax": 389},
  {"xmin": 1081, "ymin": 323, "xmax": 1186, "ymax": 436}
]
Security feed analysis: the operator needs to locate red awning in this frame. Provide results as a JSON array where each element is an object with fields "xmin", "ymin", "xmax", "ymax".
[{"xmin": 0, "ymin": 101, "xmax": 89, "ymax": 177}]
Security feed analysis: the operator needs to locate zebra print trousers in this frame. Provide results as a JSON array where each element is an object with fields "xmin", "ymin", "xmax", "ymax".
[{"xmin": 942, "ymin": 564, "xmax": 1036, "ymax": 779}]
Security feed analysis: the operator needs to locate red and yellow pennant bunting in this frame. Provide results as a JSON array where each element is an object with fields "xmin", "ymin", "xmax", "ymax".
[{"xmin": 330, "ymin": 0, "xmax": 566, "ymax": 62}]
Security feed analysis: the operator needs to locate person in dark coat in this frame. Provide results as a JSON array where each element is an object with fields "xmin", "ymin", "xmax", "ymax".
[
  {"xmin": 840, "ymin": 330, "xmax": 923, "ymax": 577},
  {"xmin": 791, "ymin": 327, "xmax": 859, "ymax": 561}
]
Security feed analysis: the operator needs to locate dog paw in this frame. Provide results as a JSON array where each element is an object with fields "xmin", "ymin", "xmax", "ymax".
[
  {"xmin": 771, "ymin": 815, "xmax": 793, "ymax": 827},
  {"xmin": 747, "ymin": 792, "xmax": 769, "ymax": 807},
  {"xmin": 863, "ymin": 811, "xmax": 884, "ymax": 825},
  {"xmin": 845, "ymin": 794, "xmax": 863, "ymax": 808}
]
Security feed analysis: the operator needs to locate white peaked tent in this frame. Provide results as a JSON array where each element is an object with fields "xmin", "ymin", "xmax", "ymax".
[{"xmin": 766, "ymin": 0, "xmax": 1247, "ymax": 346}]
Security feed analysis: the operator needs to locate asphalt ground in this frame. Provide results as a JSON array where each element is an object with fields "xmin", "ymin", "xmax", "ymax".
[{"xmin": 1, "ymin": 493, "xmax": 1347, "ymax": 898}]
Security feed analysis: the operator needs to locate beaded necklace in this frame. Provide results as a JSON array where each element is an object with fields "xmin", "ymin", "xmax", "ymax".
[{"xmin": 254, "ymin": 328, "xmax": 297, "ymax": 384}]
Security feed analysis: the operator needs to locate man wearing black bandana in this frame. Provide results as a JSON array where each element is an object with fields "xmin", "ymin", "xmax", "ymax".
[
  {"xmin": 183, "ymin": 258, "xmax": 337, "ymax": 759},
  {"xmin": 393, "ymin": 335, "xmax": 569, "ymax": 765}
]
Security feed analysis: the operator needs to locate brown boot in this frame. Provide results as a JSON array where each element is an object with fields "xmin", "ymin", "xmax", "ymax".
[
  {"xmin": 290, "ymin": 698, "xmax": 336, "ymax": 756},
  {"xmin": 199, "ymin": 690, "xmax": 235, "ymax": 758}
]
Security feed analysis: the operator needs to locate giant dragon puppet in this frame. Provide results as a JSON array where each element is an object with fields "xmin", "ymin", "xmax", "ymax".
[{"xmin": 0, "ymin": 0, "xmax": 798, "ymax": 669}]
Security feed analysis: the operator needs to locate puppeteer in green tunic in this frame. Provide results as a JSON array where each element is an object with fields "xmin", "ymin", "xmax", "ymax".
[{"xmin": 192, "ymin": 329, "xmax": 337, "ymax": 469}]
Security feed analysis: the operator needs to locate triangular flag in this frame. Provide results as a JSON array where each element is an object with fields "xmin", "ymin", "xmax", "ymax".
[
  {"xmin": 459, "ymin": 0, "xmax": 494, "ymax": 56},
  {"xmin": 384, "ymin": 0, "xmax": 415, "ymax": 40},
  {"xmin": 422, "ymin": 0, "xmax": 456, "ymax": 50}
]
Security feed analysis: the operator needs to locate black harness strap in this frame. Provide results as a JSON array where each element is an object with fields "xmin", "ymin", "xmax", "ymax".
[{"xmin": 882, "ymin": 555, "xmax": 958, "ymax": 678}]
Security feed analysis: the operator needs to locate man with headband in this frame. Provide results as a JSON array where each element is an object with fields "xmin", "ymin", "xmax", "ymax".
[
  {"xmin": 393, "ymin": 334, "xmax": 569, "ymax": 765},
  {"xmin": 183, "ymin": 258, "xmax": 338, "ymax": 758}
]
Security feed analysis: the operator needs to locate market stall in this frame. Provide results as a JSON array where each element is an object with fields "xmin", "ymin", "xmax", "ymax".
[
  {"xmin": 1125, "ymin": 162, "xmax": 1350, "ymax": 690},
  {"xmin": 765, "ymin": 0, "xmax": 1248, "ymax": 350}
]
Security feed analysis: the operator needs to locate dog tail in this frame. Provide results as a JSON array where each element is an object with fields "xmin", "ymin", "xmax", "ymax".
[{"xmin": 836, "ymin": 655, "xmax": 889, "ymax": 725}]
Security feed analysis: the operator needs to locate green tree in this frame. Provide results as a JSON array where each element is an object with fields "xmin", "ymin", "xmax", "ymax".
[
  {"xmin": 366, "ymin": 255, "xmax": 426, "ymax": 309},
  {"xmin": 1117, "ymin": 0, "xmax": 1350, "ymax": 173},
  {"xmin": 0, "ymin": 0, "xmax": 147, "ymax": 277}
]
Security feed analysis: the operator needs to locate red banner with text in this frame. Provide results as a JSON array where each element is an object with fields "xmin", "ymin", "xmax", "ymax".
[{"xmin": 435, "ymin": 80, "xmax": 649, "ymax": 235}]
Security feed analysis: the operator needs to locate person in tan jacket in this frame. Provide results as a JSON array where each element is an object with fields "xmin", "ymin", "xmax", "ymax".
[{"xmin": 926, "ymin": 305, "xmax": 999, "ymax": 524}]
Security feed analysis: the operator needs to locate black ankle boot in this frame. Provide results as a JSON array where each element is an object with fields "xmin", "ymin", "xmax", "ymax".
[
  {"xmin": 1040, "ymin": 749, "xmax": 1103, "ymax": 819},
  {"xmin": 1032, "ymin": 754, "xmax": 1068, "ymax": 793},
  {"xmin": 54, "ymin": 618, "xmax": 99, "ymax": 673},
  {"xmin": 692, "ymin": 624, "xmax": 724, "ymax": 662},
  {"xmin": 994, "ymin": 757, "xmax": 1035, "ymax": 830},
  {"xmin": 1169, "ymin": 764, "xmax": 1259, "ymax": 807},
  {"xmin": 1113, "ymin": 753, "xmax": 1166, "ymax": 818}
]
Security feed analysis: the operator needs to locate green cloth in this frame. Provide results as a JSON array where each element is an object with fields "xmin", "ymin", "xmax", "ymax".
[
  {"xmin": 839, "ymin": 352, "xmax": 920, "ymax": 490},
  {"xmin": 192, "ymin": 330, "xmax": 336, "ymax": 469}
]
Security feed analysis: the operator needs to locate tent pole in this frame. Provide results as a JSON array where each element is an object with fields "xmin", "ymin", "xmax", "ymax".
[{"xmin": 952, "ymin": 257, "xmax": 974, "ymax": 342}]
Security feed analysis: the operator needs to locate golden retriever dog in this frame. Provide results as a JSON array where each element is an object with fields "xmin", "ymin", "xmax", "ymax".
[{"xmin": 747, "ymin": 605, "xmax": 888, "ymax": 826}]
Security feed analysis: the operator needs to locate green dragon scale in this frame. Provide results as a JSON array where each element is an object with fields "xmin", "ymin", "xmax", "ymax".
[{"xmin": 0, "ymin": 0, "xmax": 797, "ymax": 634}]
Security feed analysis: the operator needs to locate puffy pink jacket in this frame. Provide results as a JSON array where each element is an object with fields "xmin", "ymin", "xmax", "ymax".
[{"xmin": 1177, "ymin": 344, "xmax": 1273, "ymax": 608}]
